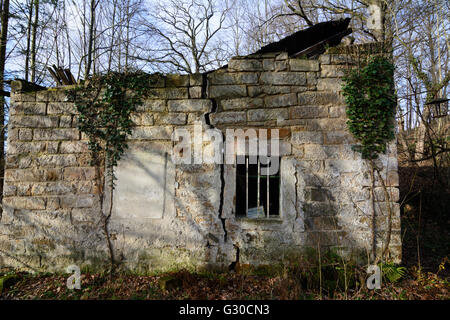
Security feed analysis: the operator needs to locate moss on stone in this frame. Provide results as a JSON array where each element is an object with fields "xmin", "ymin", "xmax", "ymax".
[
  {"xmin": 158, "ymin": 275, "xmax": 182, "ymax": 291},
  {"xmin": 0, "ymin": 274, "xmax": 21, "ymax": 293}
]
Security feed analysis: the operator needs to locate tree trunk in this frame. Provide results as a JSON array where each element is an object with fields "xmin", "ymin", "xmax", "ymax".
[
  {"xmin": 30, "ymin": 0, "xmax": 39, "ymax": 83},
  {"xmin": 0, "ymin": 0, "xmax": 10, "ymax": 216},
  {"xmin": 85, "ymin": 0, "xmax": 97, "ymax": 78},
  {"xmin": 24, "ymin": 0, "xmax": 33, "ymax": 81},
  {"xmin": 124, "ymin": 0, "xmax": 130, "ymax": 72},
  {"xmin": 369, "ymin": 0, "xmax": 386, "ymax": 42},
  {"xmin": 107, "ymin": 0, "xmax": 117, "ymax": 73}
]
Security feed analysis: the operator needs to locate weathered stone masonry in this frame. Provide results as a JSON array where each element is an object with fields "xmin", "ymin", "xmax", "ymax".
[{"xmin": 1, "ymin": 43, "xmax": 401, "ymax": 272}]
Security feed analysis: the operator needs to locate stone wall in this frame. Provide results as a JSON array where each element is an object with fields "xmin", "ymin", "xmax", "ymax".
[{"xmin": 1, "ymin": 44, "xmax": 401, "ymax": 273}]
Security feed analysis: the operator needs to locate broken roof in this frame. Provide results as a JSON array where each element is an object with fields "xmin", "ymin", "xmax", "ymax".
[{"xmin": 252, "ymin": 18, "xmax": 352, "ymax": 58}]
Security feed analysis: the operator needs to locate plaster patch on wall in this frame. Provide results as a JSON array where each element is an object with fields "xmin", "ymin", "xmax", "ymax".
[{"xmin": 112, "ymin": 150, "xmax": 175, "ymax": 220}]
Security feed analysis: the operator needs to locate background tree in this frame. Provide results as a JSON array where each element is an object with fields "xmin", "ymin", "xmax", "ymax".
[
  {"xmin": 0, "ymin": 0, "xmax": 11, "ymax": 213},
  {"xmin": 136, "ymin": 0, "xmax": 231, "ymax": 74}
]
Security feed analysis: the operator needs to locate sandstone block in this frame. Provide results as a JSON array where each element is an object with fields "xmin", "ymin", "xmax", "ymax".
[
  {"xmin": 3, "ymin": 196, "xmax": 46, "ymax": 210},
  {"xmin": 36, "ymin": 154, "xmax": 77, "ymax": 167},
  {"xmin": 46, "ymin": 197, "xmax": 60, "ymax": 210},
  {"xmin": 10, "ymin": 102, "xmax": 46, "ymax": 115},
  {"xmin": 330, "ymin": 54, "xmax": 357, "ymax": 65},
  {"xmin": 209, "ymin": 85, "xmax": 247, "ymax": 98},
  {"xmin": 209, "ymin": 72, "xmax": 258, "ymax": 85},
  {"xmin": 219, "ymin": 98, "xmax": 263, "ymax": 110},
  {"xmin": 264, "ymin": 93, "xmax": 297, "ymax": 107},
  {"xmin": 260, "ymin": 72, "xmax": 306, "ymax": 85},
  {"xmin": 3, "ymin": 184, "xmax": 17, "ymax": 197},
  {"xmin": 289, "ymin": 59, "xmax": 319, "ymax": 71},
  {"xmin": 308, "ymin": 118, "xmax": 348, "ymax": 131},
  {"xmin": 46, "ymin": 142, "xmax": 59, "ymax": 153},
  {"xmin": 36, "ymin": 90, "xmax": 49, "ymax": 102},
  {"xmin": 321, "ymin": 65, "xmax": 347, "ymax": 78},
  {"xmin": 4, "ymin": 168, "xmax": 62, "ymax": 182},
  {"xmin": 248, "ymin": 85, "xmax": 291, "ymax": 97},
  {"xmin": 7, "ymin": 128, "xmax": 19, "ymax": 141},
  {"xmin": 155, "ymin": 113, "xmax": 187, "ymax": 125},
  {"xmin": 10, "ymin": 116, "xmax": 59, "ymax": 128},
  {"xmin": 31, "ymin": 182, "xmax": 73, "ymax": 195},
  {"xmin": 47, "ymin": 102, "xmax": 78, "ymax": 114},
  {"xmin": 165, "ymin": 75, "xmax": 190, "ymax": 87},
  {"xmin": 291, "ymin": 131, "xmax": 323, "ymax": 145},
  {"xmin": 290, "ymin": 105, "xmax": 328, "ymax": 119},
  {"xmin": 189, "ymin": 87, "xmax": 202, "ymax": 98},
  {"xmin": 11, "ymin": 92, "xmax": 36, "ymax": 103},
  {"xmin": 263, "ymin": 59, "xmax": 287, "ymax": 71},
  {"xmin": 374, "ymin": 187, "xmax": 400, "ymax": 202},
  {"xmin": 324, "ymin": 131, "xmax": 354, "ymax": 145},
  {"xmin": 130, "ymin": 113, "xmax": 154, "ymax": 126},
  {"xmin": 298, "ymin": 91, "xmax": 343, "ymax": 105},
  {"xmin": 329, "ymin": 105, "xmax": 347, "ymax": 118},
  {"xmin": 248, "ymin": 108, "xmax": 288, "ymax": 122},
  {"xmin": 59, "ymin": 141, "xmax": 89, "ymax": 153},
  {"xmin": 7, "ymin": 141, "xmax": 46, "ymax": 154},
  {"xmin": 137, "ymin": 100, "xmax": 166, "ymax": 112},
  {"xmin": 60, "ymin": 195, "xmax": 95, "ymax": 208},
  {"xmin": 275, "ymin": 52, "xmax": 288, "ymax": 60},
  {"xmin": 147, "ymin": 88, "xmax": 188, "ymax": 99},
  {"xmin": 210, "ymin": 112, "xmax": 246, "ymax": 124},
  {"xmin": 18, "ymin": 129, "xmax": 33, "ymax": 141},
  {"xmin": 319, "ymin": 54, "xmax": 331, "ymax": 64},
  {"xmin": 34, "ymin": 128, "xmax": 79, "ymax": 140},
  {"xmin": 168, "ymin": 99, "xmax": 212, "ymax": 112},
  {"xmin": 129, "ymin": 126, "xmax": 173, "ymax": 140},
  {"xmin": 326, "ymin": 159, "xmax": 364, "ymax": 173},
  {"xmin": 64, "ymin": 167, "xmax": 97, "ymax": 181},
  {"xmin": 59, "ymin": 116, "xmax": 72, "ymax": 128},
  {"xmin": 228, "ymin": 59, "xmax": 263, "ymax": 71},
  {"xmin": 263, "ymin": 59, "xmax": 274, "ymax": 71},
  {"xmin": 317, "ymin": 78, "xmax": 344, "ymax": 91},
  {"xmin": 306, "ymin": 72, "xmax": 318, "ymax": 85}
]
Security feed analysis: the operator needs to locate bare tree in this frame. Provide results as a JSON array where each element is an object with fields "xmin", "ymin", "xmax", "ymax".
[
  {"xmin": 284, "ymin": 0, "xmax": 314, "ymax": 26},
  {"xmin": 0, "ymin": 0, "xmax": 11, "ymax": 213},
  {"xmin": 138, "ymin": 0, "xmax": 231, "ymax": 74},
  {"xmin": 23, "ymin": 0, "xmax": 33, "ymax": 81},
  {"xmin": 281, "ymin": 0, "xmax": 394, "ymax": 42},
  {"xmin": 30, "ymin": 0, "xmax": 38, "ymax": 82},
  {"xmin": 394, "ymin": 2, "xmax": 449, "ymax": 169},
  {"xmin": 84, "ymin": 0, "xmax": 99, "ymax": 78}
]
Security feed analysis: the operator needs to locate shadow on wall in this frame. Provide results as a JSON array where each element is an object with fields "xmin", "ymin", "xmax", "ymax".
[{"xmin": 0, "ymin": 134, "xmax": 400, "ymax": 273}]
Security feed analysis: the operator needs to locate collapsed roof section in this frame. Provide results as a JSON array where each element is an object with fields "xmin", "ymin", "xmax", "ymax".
[{"xmin": 252, "ymin": 18, "xmax": 352, "ymax": 58}]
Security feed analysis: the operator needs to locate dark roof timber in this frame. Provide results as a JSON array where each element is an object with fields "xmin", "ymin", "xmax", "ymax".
[
  {"xmin": 252, "ymin": 18, "xmax": 352, "ymax": 58},
  {"xmin": 9, "ymin": 79, "xmax": 46, "ymax": 93}
]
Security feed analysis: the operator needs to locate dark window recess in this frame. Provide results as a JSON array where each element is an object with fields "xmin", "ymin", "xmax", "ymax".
[{"xmin": 236, "ymin": 156, "xmax": 280, "ymax": 218}]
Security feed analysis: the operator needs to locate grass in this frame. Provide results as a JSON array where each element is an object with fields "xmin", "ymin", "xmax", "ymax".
[{"xmin": 0, "ymin": 257, "xmax": 448, "ymax": 300}]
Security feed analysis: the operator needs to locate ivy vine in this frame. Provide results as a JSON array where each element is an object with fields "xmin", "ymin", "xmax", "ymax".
[
  {"xmin": 342, "ymin": 56, "xmax": 397, "ymax": 160},
  {"xmin": 67, "ymin": 71, "xmax": 150, "ymax": 186},
  {"xmin": 342, "ymin": 55, "xmax": 397, "ymax": 263},
  {"xmin": 66, "ymin": 71, "xmax": 152, "ymax": 272}
]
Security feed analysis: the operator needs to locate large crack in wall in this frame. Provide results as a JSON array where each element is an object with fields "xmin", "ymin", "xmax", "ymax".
[{"xmin": 202, "ymin": 73, "xmax": 237, "ymax": 268}]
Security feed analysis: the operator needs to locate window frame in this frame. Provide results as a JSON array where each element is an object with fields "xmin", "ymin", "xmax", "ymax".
[{"xmin": 235, "ymin": 155, "xmax": 281, "ymax": 219}]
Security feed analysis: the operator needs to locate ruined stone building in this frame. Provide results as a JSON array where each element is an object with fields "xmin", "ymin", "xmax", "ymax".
[{"xmin": 0, "ymin": 20, "xmax": 401, "ymax": 272}]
